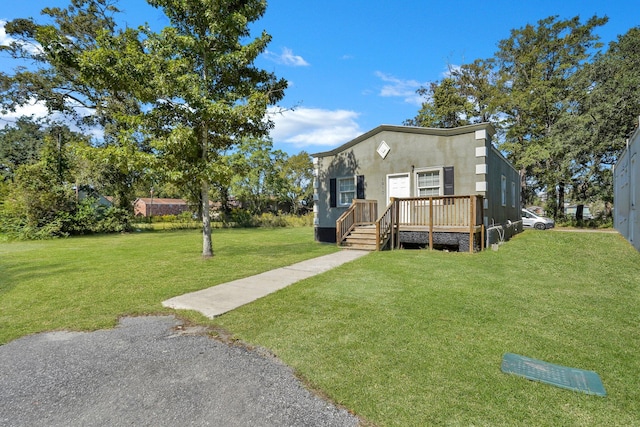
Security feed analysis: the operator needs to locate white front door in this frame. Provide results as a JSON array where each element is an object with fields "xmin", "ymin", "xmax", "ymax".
[
  {"xmin": 387, "ymin": 173, "xmax": 410, "ymax": 204},
  {"xmin": 387, "ymin": 173, "xmax": 411, "ymax": 223}
]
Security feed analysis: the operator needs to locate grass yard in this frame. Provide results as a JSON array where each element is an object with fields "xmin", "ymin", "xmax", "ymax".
[
  {"xmin": 215, "ymin": 230, "xmax": 640, "ymax": 426},
  {"xmin": 0, "ymin": 227, "xmax": 337, "ymax": 344},
  {"xmin": 2, "ymin": 228, "xmax": 639, "ymax": 425}
]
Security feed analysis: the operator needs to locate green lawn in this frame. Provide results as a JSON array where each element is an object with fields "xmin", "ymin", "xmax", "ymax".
[
  {"xmin": 216, "ymin": 230, "xmax": 640, "ymax": 426},
  {"xmin": 2, "ymin": 228, "xmax": 639, "ymax": 426},
  {"xmin": 0, "ymin": 227, "xmax": 337, "ymax": 344}
]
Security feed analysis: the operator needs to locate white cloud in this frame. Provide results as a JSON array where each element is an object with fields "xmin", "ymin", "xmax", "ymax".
[
  {"xmin": 375, "ymin": 71, "xmax": 429, "ymax": 105},
  {"xmin": 268, "ymin": 107, "xmax": 361, "ymax": 149},
  {"xmin": 0, "ymin": 101, "xmax": 49, "ymax": 125},
  {"xmin": 264, "ymin": 47, "xmax": 310, "ymax": 67},
  {"xmin": 0, "ymin": 20, "xmax": 13, "ymax": 46},
  {"xmin": 0, "ymin": 20, "xmax": 43, "ymax": 55},
  {"xmin": 0, "ymin": 99, "xmax": 103, "ymax": 140}
]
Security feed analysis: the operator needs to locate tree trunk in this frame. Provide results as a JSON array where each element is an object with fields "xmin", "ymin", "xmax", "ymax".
[
  {"xmin": 604, "ymin": 201, "xmax": 612, "ymax": 218},
  {"xmin": 201, "ymin": 179, "xmax": 213, "ymax": 258},
  {"xmin": 200, "ymin": 121, "xmax": 213, "ymax": 258},
  {"xmin": 557, "ymin": 182, "xmax": 565, "ymax": 219},
  {"xmin": 519, "ymin": 168, "xmax": 527, "ymax": 207}
]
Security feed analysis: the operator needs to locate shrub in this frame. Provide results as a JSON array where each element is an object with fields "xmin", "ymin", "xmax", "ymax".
[
  {"xmin": 158, "ymin": 214, "xmax": 178, "ymax": 223},
  {"xmin": 95, "ymin": 207, "xmax": 133, "ymax": 233},
  {"xmin": 229, "ymin": 211, "xmax": 315, "ymax": 228},
  {"xmin": 283, "ymin": 212, "xmax": 314, "ymax": 227},
  {"xmin": 557, "ymin": 215, "xmax": 613, "ymax": 229},
  {"xmin": 178, "ymin": 211, "xmax": 194, "ymax": 222},
  {"xmin": 255, "ymin": 212, "xmax": 288, "ymax": 227},
  {"xmin": 225, "ymin": 208, "xmax": 258, "ymax": 227}
]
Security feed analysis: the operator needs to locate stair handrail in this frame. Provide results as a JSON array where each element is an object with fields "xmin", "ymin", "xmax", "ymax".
[
  {"xmin": 336, "ymin": 202, "xmax": 356, "ymax": 245},
  {"xmin": 375, "ymin": 198, "xmax": 396, "ymax": 251},
  {"xmin": 336, "ymin": 199, "xmax": 378, "ymax": 246}
]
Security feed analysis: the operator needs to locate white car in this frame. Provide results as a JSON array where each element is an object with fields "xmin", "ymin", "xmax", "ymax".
[{"xmin": 521, "ymin": 209, "xmax": 555, "ymax": 230}]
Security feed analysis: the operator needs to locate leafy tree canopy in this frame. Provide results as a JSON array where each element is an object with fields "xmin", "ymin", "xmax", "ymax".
[{"xmin": 406, "ymin": 15, "xmax": 639, "ymax": 218}]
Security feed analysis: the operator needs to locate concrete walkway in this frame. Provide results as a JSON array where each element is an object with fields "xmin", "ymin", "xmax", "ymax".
[{"xmin": 162, "ymin": 250, "xmax": 369, "ymax": 318}]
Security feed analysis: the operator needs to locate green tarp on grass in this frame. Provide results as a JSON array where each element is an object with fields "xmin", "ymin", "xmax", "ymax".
[{"xmin": 501, "ymin": 353, "xmax": 606, "ymax": 396}]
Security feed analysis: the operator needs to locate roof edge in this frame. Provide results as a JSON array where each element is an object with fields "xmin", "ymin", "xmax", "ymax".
[{"xmin": 311, "ymin": 123, "xmax": 496, "ymax": 158}]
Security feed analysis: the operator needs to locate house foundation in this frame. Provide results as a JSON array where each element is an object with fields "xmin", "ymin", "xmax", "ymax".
[{"xmin": 398, "ymin": 230, "xmax": 483, "ymax": 252}]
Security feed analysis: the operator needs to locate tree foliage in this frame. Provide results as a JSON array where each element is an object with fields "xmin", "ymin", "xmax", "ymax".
[
  {"xmin": 406, "ymin": 15, "xmax": 637, "ymax": 218},
  {"xmin": 579, "ymin": 27, "xmax": 640, "ymax": 167},
  {"xmin": 272, "ymin": 151, "xmax": 314, "ymax": 215},
  {"xmin": 405, "ymin": 60, "xmax": 499, "ymax": 128},
  {"xmin": 229, "ymin": 137, "xmax": 279, "ymax": 215},
  {"xmin": 0, "ymin": 116, "xmax": 46, "ymax": 180},
  {"xmin": 228, "ymin": 139, "xmax": 313, "ymax": 216},
  {"xmin": 405, "ymin": 78, "xmax": 471, "ymax": 128},
  {"xmin": 0, "ymin": 0, "xmax": 151, "ymax": 212},
  {"xmin": 1, "ymin": 1, "xmax": 289, "ymax": 247},
  {"xmin": 0, "ymin": 124, "xmax": 132, "ymax": 238},
  {"xmin": 495, "ymin": 15, "xmax": 607, "ymax": 214},
  {"xmin": 137, "ymin": 0, "xmax": 287, "ymax": 257}
]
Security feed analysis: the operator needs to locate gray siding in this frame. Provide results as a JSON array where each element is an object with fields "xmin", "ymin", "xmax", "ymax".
[
  {"xmin": 312, "ymin": 123, "xmax": 521, "ymax": 242},
  {"xmin": 485, "ymin": 145, "xmax": 521, "ymax": 226},
  {"xmin": 614, "ymin": 122, "xmax": 640, "ymax": 252}
]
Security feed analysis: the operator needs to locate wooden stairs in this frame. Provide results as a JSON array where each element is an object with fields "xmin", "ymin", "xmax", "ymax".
[{"xmin": 340, "ymin": 225, "xmax": 379, "ymax": 251}]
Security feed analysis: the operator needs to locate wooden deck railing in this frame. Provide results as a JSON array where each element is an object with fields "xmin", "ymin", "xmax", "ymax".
[
  {"xmin": 390, "ymin": 195, "xmax": 484, "ymax": 252},
  {"xmin": 394, "ymin": 195, "xmax": 483, "ymax": 228},
  {"xmin": 338, "ymin": 195, "xmax": 484, "ymax": 252}
]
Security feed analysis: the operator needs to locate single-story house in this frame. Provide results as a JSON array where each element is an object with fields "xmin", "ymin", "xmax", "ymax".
[
  {"xmin": 312, "ymin": 123, "xmax": 522, "ymax": 252},
  {"xmin": 75, "ymin": 186, "xmax": 113, "ymax": 208},
  {"xmin": 614, "ymin": 116, "xmax": 640, "ymax": 252},
  {"xmin": 133, "ymin": 198, "xmax": 191, "ymax": 217}
]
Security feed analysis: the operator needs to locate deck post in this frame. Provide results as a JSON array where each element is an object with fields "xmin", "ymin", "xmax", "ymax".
[
  {"xmin": 469, "ymin": 196, "xmax": 475, "ymax": 253},
  {"xmin": 390, "ymin": 198, "xmax": 396, "ymax": 250},
  {"xmin": 429, "ymin": 197, "xmax": 434, "ymax": 250}
]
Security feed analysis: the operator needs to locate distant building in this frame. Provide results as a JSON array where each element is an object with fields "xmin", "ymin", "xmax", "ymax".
[
  {"xmin": 76, "ymin": 187, "xmax": 113, "ymax": 208},
  {"xmin": 133, "ymin": 198, "xmax": 191, "ymax": 217},
  {"xmin": 614, "ymin": 117, "xmax": 640, "ymax": 252},
  {"xmin": 133, "ymin": 197, "xmax": 241, "ymax": 218}
]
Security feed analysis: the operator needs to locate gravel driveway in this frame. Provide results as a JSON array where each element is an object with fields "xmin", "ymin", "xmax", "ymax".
[{"xmin": 0, "ymin": 316, "xmax": 360, "ymax": 427}]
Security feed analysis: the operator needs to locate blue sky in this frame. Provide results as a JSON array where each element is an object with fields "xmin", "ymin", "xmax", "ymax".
[{"xmin": 1, "ymin": 0, "xmax": 638, "ymax": 154}]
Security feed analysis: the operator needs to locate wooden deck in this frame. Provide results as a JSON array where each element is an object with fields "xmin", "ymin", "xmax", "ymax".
[{"xmin": 337, "ymin": 196, "xmax": 485, "ymax": 252}]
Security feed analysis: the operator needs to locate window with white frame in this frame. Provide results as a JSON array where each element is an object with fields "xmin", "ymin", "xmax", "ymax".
[
  {"xmin": 338, "ymin": 176, "xmax": 355, "ymax": 206},
  {"xmin": 511, "ymin": 181, "xmax": 516, "ymax": 208},
  {"xmin": 416, "ymin": 169, "xmax": 441, "ymax": 196},
  {"xmin": 501, "ymin": 175, "xmax": 507, "ymax": 206}
]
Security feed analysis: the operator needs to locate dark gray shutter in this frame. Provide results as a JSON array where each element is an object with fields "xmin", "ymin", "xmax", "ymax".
[
  {"xmin": 443, "ymin": 166, "xmax": 454, "ymax": 195},
  {"xmin": 330, "ymin": 178, "xmax": 337, "ymax": 207},
  {"xmin": 356, "ymin": 175, "xmax": 365, "ymax": 199}
]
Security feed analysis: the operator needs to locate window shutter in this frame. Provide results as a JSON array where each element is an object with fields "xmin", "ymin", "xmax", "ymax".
[
  {"xmin": 444, "ymin": 166, "xmax": 454, "ymax": 195},
  {"xmin": 356, "ymin": 175, "xmax": 365, "ymax": 199},
  {"xmin": 329, "ymin": 178, "xmax": 337, "ymax": 207}
]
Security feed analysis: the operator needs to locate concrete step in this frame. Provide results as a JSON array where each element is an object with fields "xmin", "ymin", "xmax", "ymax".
[{"xmin": 341, "ymin": 243, "xmax": 377, "ymax": 251}]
